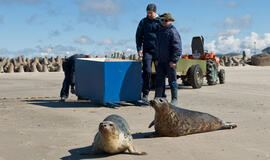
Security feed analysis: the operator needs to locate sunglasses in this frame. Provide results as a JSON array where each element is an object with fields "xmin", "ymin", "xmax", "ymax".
[{"xmin": 161, "ymin": 19, "xmax": 169, "ymax": 22}]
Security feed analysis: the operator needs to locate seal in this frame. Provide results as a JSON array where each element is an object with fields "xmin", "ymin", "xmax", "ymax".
[
  {"xmin": 149, "ymin": 98, "xmax": 237, "ymax": 137},
  {"xmin": 85, "ymin": 114, "xmax": 146, "ymax": 155}
]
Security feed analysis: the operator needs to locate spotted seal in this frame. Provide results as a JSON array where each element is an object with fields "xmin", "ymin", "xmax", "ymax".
[
  {"xmin": 148, "ymin": 98, "xmax": 237, "ymax": 137},
  {"xmin": 85, "ymin": 114, "xmax": 146, "ymax": 155}
]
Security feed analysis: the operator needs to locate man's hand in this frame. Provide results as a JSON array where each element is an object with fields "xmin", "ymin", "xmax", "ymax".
[
  {"xmin": 138, "ymin": 50, "xmax": 143, "ymax": 60},
  {"xmin": 169, "ymin": 62, "xmax": 176, "ymax": 68}
]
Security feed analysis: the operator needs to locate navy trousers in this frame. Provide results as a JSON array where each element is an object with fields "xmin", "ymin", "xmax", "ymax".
[
  {"xmin": 60, "ymin": 61, "xmax": 75, "ymax": 98},
  {"xmin": 142, "ymin": 52, "xmax": 155, "ymax": 96},
  {"xmin": 155, "ymin": 62, "xmax": 178, "ymax": 98}
]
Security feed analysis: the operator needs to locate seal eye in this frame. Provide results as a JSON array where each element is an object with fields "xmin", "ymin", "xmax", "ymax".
[{"xmin": 109, "ymin": 124, "xmax": 113, "ymax": 127}]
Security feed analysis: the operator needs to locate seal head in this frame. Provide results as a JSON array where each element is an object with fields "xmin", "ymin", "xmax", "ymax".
[
  {"xmin": 98, "ymin": 121, "xmax": 119, "ymax": 140},
  {"xmin": 149, "ymin": 98, "xmax": 170, "ymax": 114}
]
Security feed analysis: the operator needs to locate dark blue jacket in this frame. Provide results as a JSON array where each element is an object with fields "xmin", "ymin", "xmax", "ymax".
[
  {"xmin": 64, "ymin": 54, "xmax": 88, "ymax": 71},
  {"xmin": 157, "ymin": 24, "xmax": 182, "ymax": 63},
  {"xmin": 136, "ymin": 17, "xmax": 160, "ymax": 55},
  {"xmin": 66, "ymin": 54, "xmax": 88, "ymax": 66}
]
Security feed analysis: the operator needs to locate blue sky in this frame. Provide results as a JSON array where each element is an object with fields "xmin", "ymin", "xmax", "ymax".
[{"xmin": 0, "ymin": 0, "xmax": 269, "ymax": 57}]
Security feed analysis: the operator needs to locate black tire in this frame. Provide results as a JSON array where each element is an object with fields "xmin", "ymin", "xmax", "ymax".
[
  {"xmin": 218, "ymin": 69, "xmax": 225, "ymax": 84},
  {"xmin": 187, "ymin": 64, "xmax": 203, "ymax": 89},
  {"xmin": 181, "ymin": 76, "xmax": 190, "ymax": 86},
  {"xmin": 207, "ymin": 60, "xmax": 218, "ymax": 85}
]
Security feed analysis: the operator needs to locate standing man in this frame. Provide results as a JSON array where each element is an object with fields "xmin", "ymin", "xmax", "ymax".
[
  {"xmin": 136, "ymin": 3, "xmax": 160, "ymax": 102},
  {"xmin": 60, "ymin": 54, "xmax": 92, "ymax": 101},
  {"xmin": 155, "ymin": 13, "xmax": 182, "ymax": 105}
]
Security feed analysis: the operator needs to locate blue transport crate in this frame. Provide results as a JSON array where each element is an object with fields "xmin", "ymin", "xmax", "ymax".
[{"xmin": 75, "ymin": 58, "xmax": 142, "ymax": 104}]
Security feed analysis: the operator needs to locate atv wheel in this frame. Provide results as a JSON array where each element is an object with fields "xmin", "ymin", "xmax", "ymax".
[
  {"xmin": 207, "ymin": 60, "xmax": 218, "ymax": 85},
  {"xmin": 187, "ymin": 64, "xmax": 203, "ymax": 89},
  {"xmin": 218, "ymin": 69, "xmax": 225, "ymax": 84}
]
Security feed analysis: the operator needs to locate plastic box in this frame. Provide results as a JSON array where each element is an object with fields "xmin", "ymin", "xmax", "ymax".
[{"xmin": 75, "ymin": 58, "xmax": 142, "ymax": 104}]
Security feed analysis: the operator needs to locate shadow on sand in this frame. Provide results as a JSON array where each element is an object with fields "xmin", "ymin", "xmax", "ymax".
[
  {"xmin": 24, "ymin": 99, "xmax": 149, "ymax": 108},
  {"xmin": 25, "ymin": 99, "xmax": 101, "ymax": 108},
  {"xmin": 150, "ymin": 83, "xmax": 211, "ymax": 91},
  {"xmin": 60, "ymin": 145, "xmax": 113, "ymax": 160},
  {"xmin": 132, "ymin": 132, "xmax": 154, "ymax": 139}
]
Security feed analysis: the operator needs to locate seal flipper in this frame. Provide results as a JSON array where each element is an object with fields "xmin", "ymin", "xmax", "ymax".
[
  {"xmin": 221, "ymin": 122, "xmax": 237, "ymax": 129},
  {"xmin": 148, "ymin": 120, "xmax": 155, "ymax": 128},
  {"xmin": 127, "ymin": 146, "xmax": 147, "ymax": 155}
]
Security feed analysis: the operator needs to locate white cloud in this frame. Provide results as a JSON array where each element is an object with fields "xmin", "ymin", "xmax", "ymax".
[
  {"xmin": 216, "ymin": 0, "xmax": 237, "ymax": 8},
  {"xmin": 97, "ymin": 39, "xmax": 133, "ymax": 46},
  {"xmin": 205, "ymin": 32, "xmax": 270, "ymax": 54},
  {"xmin": 0, "ymin": 48, "xmax": 36, "ymax": 57},
  {"xmin": 238, "ymin": 14, "xmax": 252, "ymax": 28},
  {"xmin": 74, "ymin": 36, "xmax": 95, "ymax": 45},
  {"xmin": 36, "ymin": 45, "xmax": 86, "ymax": 57},
  {"xmin": 125, "ymin": 48, "xmax": 136, "ymax": 55},
  {"xmin": 0, "ymin": 48, "xmax": 11, "ymax": 57},
  {"xmin": 0, "ymin": 45, "xmax": 87, "ymax": 58},
  {"xmin": 227, "ymin": 0, "xmax": 237, "ymax": 8},
  {"xmin": 218, "ymin": 14, "xmax": 252, "ymax": 29},
  {"xmin": 205, "ymin": 41, "xmax": 216, "ymax": 53},
  {"xmin": 241, "ymin": 32, "xmax": 270, "ymax": 51},
  {"xmin": 224, "ymin": 17, "xmax": 234, "ymax": 26},
  {"xmin": 217, "ymin": 29, "xmax": 241, "ymax": 37},
  {"xmin": 77, "ymin": 0, "xmax": 123, "ymax": 29},
  {"xmin": 78, "ymin": 0, "xmax": 122, "ymax": 16},
  {"xmin": 98, "ymin": 39, "xmax": 113, "ymax": 46},
  {"xmin": 179, "ymin": 28, "xmax": 191, "ymax": 33}
]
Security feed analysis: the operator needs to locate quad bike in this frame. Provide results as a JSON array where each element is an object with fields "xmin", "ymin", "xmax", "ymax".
[{"xmin": 151, "ymin": 36, "xmax": 225, "ymax": 89}]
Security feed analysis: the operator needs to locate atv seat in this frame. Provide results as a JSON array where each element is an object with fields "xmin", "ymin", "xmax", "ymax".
[{"xmin": 192, "ymin": 36, "xmax": 205, "ymax": 58}]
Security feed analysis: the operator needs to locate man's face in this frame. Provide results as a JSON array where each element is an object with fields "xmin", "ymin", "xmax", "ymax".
[
  {"xmin": 161, "ymin": 19, "xmax": 172, "ymax": 26},
  {"xmin": 147, "ymin": 11, "xmax": 155, "ymax": 19}
]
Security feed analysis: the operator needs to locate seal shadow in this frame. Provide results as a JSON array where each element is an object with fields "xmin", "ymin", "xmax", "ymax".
[
  {"xmin": 24, "ymin": 99, "xmax": 101, "ymax": 108},
  {"xmin": 60, "ymin": 144, "xmax": 143, "ymax": 160},
  {"xmin": 60, "ymin": 145, "xmax": 112, "ymax": 160},
  {"xmin": 132, "ymin": 132, "xmax": 155, "ymax": 139}
]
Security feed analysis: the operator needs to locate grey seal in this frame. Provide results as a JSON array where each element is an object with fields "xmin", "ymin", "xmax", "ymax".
[
  {"xmin": 149, "ymin": 98, "xmax": 237, "ymax": 137},
  {"xmin": 85, "ymin": 114, "xmax": 146, "ymax": 155}
]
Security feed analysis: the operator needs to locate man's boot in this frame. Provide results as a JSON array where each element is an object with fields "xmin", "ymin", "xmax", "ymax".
[
  {"xmin": 142, "ymin": 94, "xmax": 148, "ymax": 102},
  {"xmin": 71, "ymin": 86, "xmax": 75, "ymax": 94},
  {"xmin": 171, "ymin": 88, "xmax": 178, "ymax": 105}
]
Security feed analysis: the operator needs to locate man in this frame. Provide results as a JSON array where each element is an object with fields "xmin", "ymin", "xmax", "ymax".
[
  {"xmin": 136, "ymin": 3, "xmax": 160, "ymax": 102},
  {"xmin": 60, "ymin": 54, "xmax": 92, "ymax": 101},
  {"xmin": 155, "ymin": 13, "xmax": 182, "ymax": 105}
]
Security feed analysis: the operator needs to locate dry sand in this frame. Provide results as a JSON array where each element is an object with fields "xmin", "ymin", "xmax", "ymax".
[{"xmin": 0, "ymin": 66, "xmax": 270, "ymax": 160}]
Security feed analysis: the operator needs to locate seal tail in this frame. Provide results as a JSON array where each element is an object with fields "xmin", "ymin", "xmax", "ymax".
[{"xmin": 221, "ymin": 122, "xmax": 237, "ymax": 129}]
